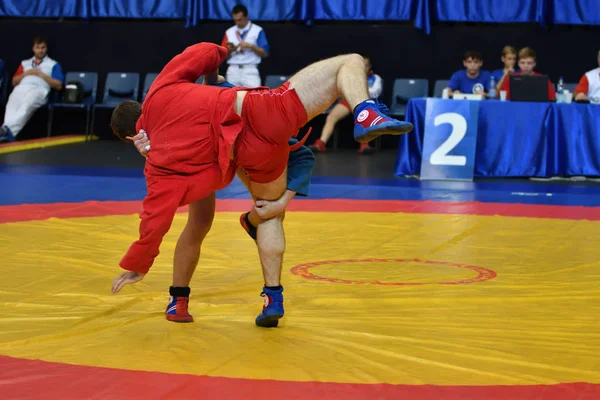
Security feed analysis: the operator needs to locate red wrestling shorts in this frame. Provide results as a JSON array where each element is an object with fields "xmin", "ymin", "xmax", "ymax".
[{"xmin": 234, "ymin": 82, "xmax": 308, "ymax": 183}]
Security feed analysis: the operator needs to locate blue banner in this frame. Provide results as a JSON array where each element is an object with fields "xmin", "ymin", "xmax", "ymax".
[
  {"xmin": 0, "ymin": 0, "xmax": 89, "ymax": 18},
  {"xmin": 551, "ymin": 0, "xmax": 600, "ymax": 25},
  {"xmin": 313, "ymin": 0, "xmax": 430, "ymax": 33},
  {"xmin": 313, "ymin": 0, "xmax": 412, "ymax": 21},
  {"xmin": 435, "ymin": 0, "xmax": 544, "ymax": 24},
  {"xmin": 186, "ymin": 0, "xmax": 310, "ymax": 28},
  {"xmin": 92, "ymin": 0, "xmax": 185, "ymax": 19},
  {"xmin": 1, "ymin": 0, "xmax": 600, "ymax": 32},
  {"xmin": 196, "ymin": 0, "xmax": 309, "ymax": 21}
]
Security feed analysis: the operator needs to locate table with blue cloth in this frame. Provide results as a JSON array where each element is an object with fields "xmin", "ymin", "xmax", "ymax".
[{"xmin": 394, "ymin": 98, "xmax": 600, "ymax": 177}]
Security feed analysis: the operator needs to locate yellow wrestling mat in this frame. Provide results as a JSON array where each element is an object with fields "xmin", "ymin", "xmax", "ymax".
[{"xmin": 0, "ymin": 210, "xmax": 598, "ymax": 387}]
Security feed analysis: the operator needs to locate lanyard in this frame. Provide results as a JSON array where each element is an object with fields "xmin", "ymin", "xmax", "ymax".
[
  {"xmin": 235, "ymin": 22, "xmax": 252, "ymax": 41},
  {"xmin": 31, "ymin": 57, "xmax": 45, "ymax": 68}
]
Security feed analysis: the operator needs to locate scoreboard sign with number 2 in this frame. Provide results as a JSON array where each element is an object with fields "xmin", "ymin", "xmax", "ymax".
[{"xmin": 420, "ymin": 98, "xmax": 480, "ymax": 181}]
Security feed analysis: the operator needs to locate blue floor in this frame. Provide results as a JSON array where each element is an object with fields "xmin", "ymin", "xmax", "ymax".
[{"xmin": 2, "ymin": 164, "xmax": 600, "ymax": 207}]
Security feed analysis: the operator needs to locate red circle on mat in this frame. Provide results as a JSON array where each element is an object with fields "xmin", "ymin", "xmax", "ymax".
[{"xmin": 290, "ymin": 258, "xmax": 496, "ymax": 286}]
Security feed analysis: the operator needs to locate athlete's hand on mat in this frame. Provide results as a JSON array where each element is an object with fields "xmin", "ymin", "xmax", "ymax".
[
  {"xmin": 112, "ymin": 271, "xmax": 145, "ymax": 294},
  {"xmin": 127, "ymin": 130, "xmax": 150, "ymax": 157}
]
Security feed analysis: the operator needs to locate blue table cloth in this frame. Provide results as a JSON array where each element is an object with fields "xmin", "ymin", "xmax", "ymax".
[{"xmin": 395, "ymin": 98, "xmax": 600, "ymax": 177}]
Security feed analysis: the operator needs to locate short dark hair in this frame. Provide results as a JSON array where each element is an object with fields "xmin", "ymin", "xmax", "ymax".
[
  {"xmin": 232, "ymin": 4, "xmax": 248, "ymax": 16},
  {"xmin": 111, "ymin": 100, "xmax": 142, "ymax": 141},
  {"xmin": 33, "ymin": 35, "xmax": 47, "ymax": 46},
  {"xmin": 464, "ymin": 50, "xmax": 482, "ymax": 61}
]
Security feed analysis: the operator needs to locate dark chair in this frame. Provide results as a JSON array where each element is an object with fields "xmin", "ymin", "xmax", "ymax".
[
  {"xmin": 47, "ymin": 72, "xmax": 98, "ymax": 137},
  {"xmin": 389, "ymin": 78, "xmax": 429, "ymax": 117},
  {"xmin": 264, "ymin": 75, "xmax": 289, "ymax": 89},
  {"xmin": 563, "ymin": 82, "xmax": 578, "ymax": 94},
  {"xmin": 142, "ymin": 73, "xmax": 159, "ymax": 101},
  {"xmin": 433, "ymin": 79, "xmax": 449, "ymax": 98},
  {"xmin": 0, "ymin": 69, "xmax": 9, "ymax": 106},
  {"xmin": 90, "ymin": 72, "xmax": 140, "ymax": 138}
]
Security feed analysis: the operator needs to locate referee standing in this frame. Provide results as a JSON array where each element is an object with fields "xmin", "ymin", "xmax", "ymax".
[{"xmin": 221, "ymin": 4, "xmax": 270, "ymax": 87}]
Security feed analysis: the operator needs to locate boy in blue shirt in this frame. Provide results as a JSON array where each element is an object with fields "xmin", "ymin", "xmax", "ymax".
[{"xmin": 447, "ymin": 51, "xmax": 491, "ymax": 97}]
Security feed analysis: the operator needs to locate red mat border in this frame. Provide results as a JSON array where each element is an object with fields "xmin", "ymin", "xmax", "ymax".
[
  {"xmin": 0, "ymin": 356, "xmax": 597, "ymax": 400},
  {"xmin": 1, "ymin": 199, "xmax": 600, "ymax": 223}
]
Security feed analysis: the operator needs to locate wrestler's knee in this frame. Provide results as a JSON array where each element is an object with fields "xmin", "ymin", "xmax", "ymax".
[
  {"xmin": 249, "ymin": 167, "xmax": 287, "ymax": 201},
  {"xmin": 346, "ymin": 53, "xmax": 364, "ymax": 66},
  {"xmin": 184, "ymin": 218, "xmax": 212, "ymax": 244},
  {"xmin": 186, "ymin": 195, "xmax": 215, "ymax": 241},
  {"xmin": 266, "ymin": 210, "xmax": 285, "ymax": 222},
  {"xmin": 190, "ymin": 218, "xmax": 213, "ymax": 241}
]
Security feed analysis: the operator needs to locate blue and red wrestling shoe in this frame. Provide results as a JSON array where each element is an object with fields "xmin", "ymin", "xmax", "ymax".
[
  {"xmin": 353, "ymin": 99, "xmax": 413, "ymax": 143},
  {"xmin": 240, "ymin": 212, "xmax": 257, "ymax": 241},
  {"xmin": 165, "ymin": 296, "xmax": 194, "ymax": 323},
  {"xmin": 255, "ymin": 286, "xmax": 284, "ymax": 328}
]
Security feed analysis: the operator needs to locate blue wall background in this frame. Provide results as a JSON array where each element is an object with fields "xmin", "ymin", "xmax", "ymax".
[{"xmin": 1, "ymin": 0, "xmax": 599, "ymax": 34}]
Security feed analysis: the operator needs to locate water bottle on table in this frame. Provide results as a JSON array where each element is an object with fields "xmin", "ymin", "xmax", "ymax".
[
  {"xmin": 556, "ymin": 77, "xmax": 564, "ymax": 103},
  {"xmin": 489, "ymin": 75, "xmax": 497, "ymax": 99}
]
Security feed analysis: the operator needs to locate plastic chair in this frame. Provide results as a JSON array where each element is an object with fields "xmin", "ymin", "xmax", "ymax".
[
  {"xmin": 0, "ymin": 69, "xmax": 9, "ymax": 105},
  {"xmin": 47, "ymin": 72, "xmax": 98, "ymax": 137},
  {"xmin": 90, "ymin": 72, "xmax": 140, "ymax": 138},
  {"xmin": 142, "ymin": 73, "xmax": 159, "ymax": 101},
  {"xmin": 389, "ymin": 79, "xmax": 429, "ymax": 117},
  {"xmin": 264, "ymin": 75, "xmax": 289, "ymax": 89},
  {"xmin": 433, "ymin": 79, "xmax": 449, "ymax": 98},
  {"xmin": 563, "ymin": 82, "xmax": 578, "ymax": 94}
]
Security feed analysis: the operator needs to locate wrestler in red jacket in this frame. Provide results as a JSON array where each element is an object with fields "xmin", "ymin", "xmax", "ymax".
[{"xmin": 110, "ymin": 42, "xmax": 413, "ymax": 327}]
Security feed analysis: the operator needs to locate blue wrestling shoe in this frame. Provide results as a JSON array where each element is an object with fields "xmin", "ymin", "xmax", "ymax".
[
  {"xmin": 353, "ymin": 99, "xmax": 413, "ymax": 143},
  {"xmin": 0, "ymin": 126, "xmax": 15, "ymax": 143},
  {"xmin": 255, "ymin": 286, "xmax": 284, "ymax": 328},
  {"xmin": 165, "ymin": 295, "xmax": 194, "ymax": 323}
]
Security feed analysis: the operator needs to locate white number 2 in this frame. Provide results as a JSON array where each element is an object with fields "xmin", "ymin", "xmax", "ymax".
[{"xmin": 430, "ymin": 112, "xmax": 467, "ymax": 166}]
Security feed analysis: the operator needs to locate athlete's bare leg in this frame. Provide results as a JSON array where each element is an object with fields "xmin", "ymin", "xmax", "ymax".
[
  {"xmin": 172, "ymin": 193, "xmax": 215, "ymax": 287},
  {"xmin": 287, "ymin": 54, "xmax": 369, "ymax": 121},
  {"xmin": 319, "ymin": 103, "xmax": 351, "ymax": 144},
  {"xmin": 236, "ymin": 167, "xmax": 287, "ymax": 287},
  {"xmin": 232, "ymin": 54, "xmax": 367, "ymax": 123}
]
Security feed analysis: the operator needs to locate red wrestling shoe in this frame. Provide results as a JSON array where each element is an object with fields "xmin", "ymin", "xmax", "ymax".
[
  {"xmin": 240, "ymin": 212, "xmax": 257, "ymax": 241},
  {"xmin": 359, "ymin": 143, "xmax": 375, "ymax": 154},
  {"xmin": 165, "ymin": 296, "xmax": 193, "ymax": 323},
  {"xmin": 308, "ymin": 139, "xmax": 327, "ymax": 153}
]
